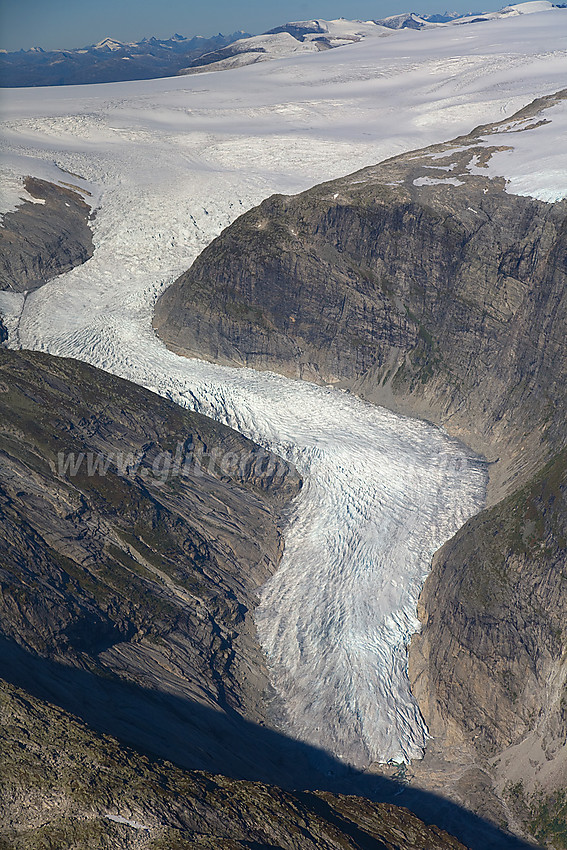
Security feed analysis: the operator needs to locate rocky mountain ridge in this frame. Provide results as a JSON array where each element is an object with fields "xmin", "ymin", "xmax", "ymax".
[
  {"xmin": 0, "ymin": 32, "xmax": 249, "ymax": 87},
  {"xmin": 0, "ymin": 346, "xmax": 303, "ymax": 785},
  {"xmin": 154, "ymin": 89, "xmax": 567, "ymax": 505}
]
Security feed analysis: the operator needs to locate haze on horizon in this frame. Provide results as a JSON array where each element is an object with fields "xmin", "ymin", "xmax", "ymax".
[{"xmin": 1, "ymin": 0, "xmax": 480, "ymax": 52}]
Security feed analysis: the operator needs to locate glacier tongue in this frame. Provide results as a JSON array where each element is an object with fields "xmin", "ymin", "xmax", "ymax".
[
  {"xmin": 184, "ymin": 370, "xmax": 487, "ymax": 766},
  {"xmin": 0, "ymin": 98, "xmax": 488, "ymax": 768},
  {"xmin": 10, "ymin": 11, "xmax": 555, "ymax": 762},
  {"xmin": 148, "ymin": 362, "xmax": 486, "ymax": 767},
  {"xmin": 84, "ymin": 350, "xmax": 483, "ymax": 767}
]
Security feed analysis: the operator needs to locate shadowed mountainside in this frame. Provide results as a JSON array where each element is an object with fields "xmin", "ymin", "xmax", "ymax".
[{"xmin": 0, "ymin": 676, "xmax": 473, "ymax": 850}]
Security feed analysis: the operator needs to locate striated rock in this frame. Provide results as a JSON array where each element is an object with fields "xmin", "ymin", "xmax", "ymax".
[
  {"xmin": 0, "ymin": 346, "xmax": 303, "ymax": 785},
  {"xmin": 0, "ymin": 177, "xmax": 94, "ymax": 292}
]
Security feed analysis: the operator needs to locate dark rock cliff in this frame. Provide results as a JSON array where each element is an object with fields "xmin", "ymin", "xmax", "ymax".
[
  {"xmin": 154, "ymin": 90, "xmax": 567, "ymax": 505},
  {"xmin": 0, "ymin": 177, "xmax": 94, "ymax": 292},
  {"xmin": 153, "ymin": 90, "xmax": 567, "ymax": 843},
  {"xmin": 409, "ymin": 448, "xmax": 567, "ymax": 847},
  {"xmin": 0, "ymin": 347, "xmax": 301, "ymax": 785}
]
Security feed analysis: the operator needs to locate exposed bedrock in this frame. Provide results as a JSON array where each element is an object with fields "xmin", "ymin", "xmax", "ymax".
[
  {"xmin": 0, "ymin": 347, "xmax": 302, "ymax": 785},
  {"xmin": 0, "ymin": 176, "xmax": 94, "ymax": 292},
  {"xmin": 154, "ymin": 91, "xmax": 567, "ymax": 506},
  {"xmin": 154, "ymin": 91, "xmax": 567, "ymax": 844}
]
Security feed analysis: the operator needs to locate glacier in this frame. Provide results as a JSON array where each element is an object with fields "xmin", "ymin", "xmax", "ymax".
[{"xmin": 1, "ymin": 4, "xmax": 565, "ymax": 766}]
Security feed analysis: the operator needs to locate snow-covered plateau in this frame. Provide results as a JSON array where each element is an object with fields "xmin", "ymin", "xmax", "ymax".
[{"xmin": 1, "ymin": 3, "xmax": 566, "ymax": 766}]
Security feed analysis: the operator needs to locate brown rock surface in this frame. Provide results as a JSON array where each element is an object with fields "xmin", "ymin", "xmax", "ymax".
[{"xmin": 0, "ymin": 346, "xmax": 302, "ymax": 784}]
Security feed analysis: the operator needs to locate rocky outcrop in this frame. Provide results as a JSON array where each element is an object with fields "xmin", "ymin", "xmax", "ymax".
[
  {"xmin": 0, "ymin": 347, "xmax": 302, "ymax": 785},
  {"xmin": 154, "ymin": 89, "xmax": 567, "ymax": 505},
  {"xmin": 0, "ymin": 177, "xmax": 94, "ymax": 292},
  {"xmin": 0, "ymin": 678, "xmax": 469, "ymax": 850},
  {"xmin": 153, "ymin": 90, "xmax": 567, "ymax": 843},
  {"xmin": 409, "ymin": 448, "xmax": 567, "ymax": 843}
]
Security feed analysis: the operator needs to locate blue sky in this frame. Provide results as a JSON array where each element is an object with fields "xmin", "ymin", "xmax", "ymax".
[{"xmin": 1, "ymin": 0, "xmax": 482, "ymax": 52}]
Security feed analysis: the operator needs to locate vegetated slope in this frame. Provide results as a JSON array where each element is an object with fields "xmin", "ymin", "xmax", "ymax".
[
  {"xmin": 0, "ymin": 347, "xmax": 303, "ymax": 785},
  {"xmin": 154, "ymin": 90, "xmax": 567, "ymax": 843},
  {"xmin": 0, "ymin": 679, "xmax": 469, "ymax": 850},
  {"xmin": 0, "ymin": 177, "xmax": 94, "ymax": 292}
]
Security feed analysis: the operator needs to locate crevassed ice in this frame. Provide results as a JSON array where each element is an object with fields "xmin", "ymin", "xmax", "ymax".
[
  {"xmin": 2, "ymin": 19, "xmax": 544, "ymax": 762},
  {"xmin": 143, "ymin": 362, "xmax": 486, "ymax": 767},
  {"xmin": 0, "ymin": 128, "xmax": 487, "ymax": 767},
  {"xmin": 10, "ymin": 315, "xmax": 487, "ymax": 766},
  {"xmin": 154, "ymin": 362, "xmax": 486, "ymax": 769}
]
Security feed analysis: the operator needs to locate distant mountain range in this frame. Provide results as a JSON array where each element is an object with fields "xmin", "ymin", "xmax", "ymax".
[
  {"xmin": 178, "ymin": 2, "xmax": 560, "ymax": 77},
  {"xmin": 0, "ymin": 2, "xmax": 561, "ymax": 87},
  {"xmin": 0, "ymin": 32, "xmax": 250, "ymax": 87}
]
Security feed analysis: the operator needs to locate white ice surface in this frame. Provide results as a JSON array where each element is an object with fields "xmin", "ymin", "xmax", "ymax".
[
  {"xmin": 0, "ymin": 171, "xmax": 44, "ymax": 219},
  {"xmin": 105, "ymin": 814, "xmax": 150, "ymax": 830},
  {"xmin": 1, "ymin": 7, "xmax": 565, "ymax": 766},
  {"xmin": 413, "ymin": 175, "xmax": 465, "ymax": 185},
  {"xmin": 470, "ymin": 98, "xmax": 567, "ymax": 201},
  {"xmin": 454, "ymin": 0, "xmax": 556, "ymax": 23}
]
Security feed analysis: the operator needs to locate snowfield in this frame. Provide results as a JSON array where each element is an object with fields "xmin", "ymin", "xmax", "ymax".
[{"xmin": 1, "ymin": 4, "xmax": 566, "ymax": 766}]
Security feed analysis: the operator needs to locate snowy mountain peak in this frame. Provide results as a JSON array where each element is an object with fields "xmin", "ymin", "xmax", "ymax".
[
  {"xmin": 93, "ymin": 38, "xmax": 125, "ymax": 51},
  {"xmin": 503, "ymin": 0, "xmax": 556, "ymax": 10},
  {"xmin": 375, "ymin": 12, "xmax": 431, "ymax": 29}
]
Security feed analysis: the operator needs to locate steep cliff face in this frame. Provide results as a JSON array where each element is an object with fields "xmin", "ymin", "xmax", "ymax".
[
  {"xmin": 409, "ymin": 448, "xmax": 567, "ymax": 844},
  {"xmin": 153, "ymin": 91, "xmax": 567, "ymax": 843},
  {"xmin": 0, "ymin": 347, "xmax": 302, "ymax": 784},
  {"xmin": 154, "ymin": 90, "xmax": 567, "ymax": 504},
  {"xmin": 0, "ymin": 177, "xmax": 94, "ymax": 292}
]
